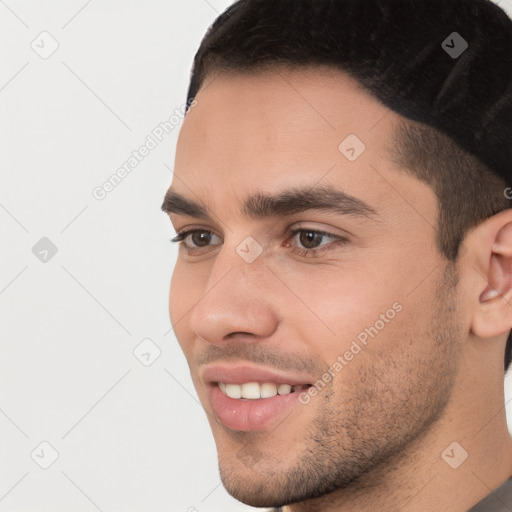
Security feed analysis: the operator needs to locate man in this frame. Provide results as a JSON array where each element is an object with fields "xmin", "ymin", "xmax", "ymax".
[{"xmin": 161, "ymin": 0, "xmax": 512, "ymax": 510}]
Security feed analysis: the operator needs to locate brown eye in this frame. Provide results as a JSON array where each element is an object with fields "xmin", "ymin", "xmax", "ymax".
[
  {"xmin": 190, "ymin": 231, "xmax": 213, "ymax": 247},
  {"xmin": 298, "ymin": 230, "xmax": 324, "ymax": 249},
  {"xmin": 287, "ymin": 228, "xmax": 349, "ymax": 258},
  {"xmin": 170, "ymin": 229, "xmax": 221, "ymax": 250}
]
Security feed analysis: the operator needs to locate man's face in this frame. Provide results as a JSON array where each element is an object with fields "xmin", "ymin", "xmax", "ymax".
[{"xmin": 165, "ymin": 68, "xmax": 465, "ymax": 507}]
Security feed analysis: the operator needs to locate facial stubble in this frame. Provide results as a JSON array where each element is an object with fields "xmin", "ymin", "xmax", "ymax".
[{"xmin": 216, "ymin": 263, "xmax": 463, "ymax": 508}]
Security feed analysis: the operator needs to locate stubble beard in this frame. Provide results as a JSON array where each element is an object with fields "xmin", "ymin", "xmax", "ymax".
[{"xmin": 217, "ymin": 264, "xmax": 462, "ymax": 509}]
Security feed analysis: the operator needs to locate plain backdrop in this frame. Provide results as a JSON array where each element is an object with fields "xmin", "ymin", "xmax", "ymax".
[{"xmin": 1, "ymin": 1, "xmax": 512, "ymax": 511}]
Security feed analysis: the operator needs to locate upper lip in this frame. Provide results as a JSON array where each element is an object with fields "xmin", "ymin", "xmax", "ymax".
[{"xmin": 200, "ymin": 363, "xmax": 315, "ymax": 386}]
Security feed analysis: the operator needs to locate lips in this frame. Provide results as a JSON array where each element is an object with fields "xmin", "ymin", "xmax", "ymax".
[{"xmin": 200, "ymin": 364, "xmax": 314, "ymax": 431}]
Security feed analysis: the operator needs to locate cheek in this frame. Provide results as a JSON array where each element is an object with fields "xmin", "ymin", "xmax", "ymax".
[
  {"xmin": 284, "ymin": 256, "xmax": 434, "ymax": 367},
  {"xmin": 168, "ymin": 265, "xmax": 181, "ymax": 327},
  {"xmin": 287, "ymin": 264, "xmax": 404, "ymax": 336},
  {"xmin": 169, "ymin": 261, "xmax": 196, "ymax": 353}
]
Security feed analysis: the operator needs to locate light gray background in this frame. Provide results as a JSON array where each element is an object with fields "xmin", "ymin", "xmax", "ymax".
[{"xmin": 1, "ymin": 1, "xmax": 512, "ymax": 511}]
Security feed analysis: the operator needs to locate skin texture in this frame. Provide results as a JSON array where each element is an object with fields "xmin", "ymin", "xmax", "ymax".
[{"xmin": 165, "ymin": 67, "xmax": 512, "ymax": 511}]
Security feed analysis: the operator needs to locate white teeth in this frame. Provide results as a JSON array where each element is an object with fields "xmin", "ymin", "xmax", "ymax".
[
  {"xmin": 260, "ymin": 383, "xmax": 278, "ymax": 398},
  {"xmin": 225, "ymin": 384, "xmax": 242, "ymax": 399},
  {"xmin": 277, "ymin": 384, "xmax": 292, "ymax": 395},
  {"xmin": 241, "ymin": 382, "xmax": 260, "ymax": 399},
  {"xmin": 218, "ymin": 382, "xmax": 302, "ymax": 399}
]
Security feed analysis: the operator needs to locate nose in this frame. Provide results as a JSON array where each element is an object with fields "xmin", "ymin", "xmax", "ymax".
[{"xmin": 187, "ymin": 250, "xmax": 278, "ymax": 347}]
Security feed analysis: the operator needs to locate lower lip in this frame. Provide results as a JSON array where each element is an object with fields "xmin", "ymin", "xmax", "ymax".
[{"xmin": 209, "ymin": 385, "xmax": 304, "ymax": 431}]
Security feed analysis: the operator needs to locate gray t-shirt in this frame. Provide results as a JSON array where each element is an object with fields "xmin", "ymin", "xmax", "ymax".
[
  {"xmin": 270, "ymin": 477, "xmax": 512, "ymax": 511},
  {"xmin": 468, "ymin": 477, "xmax": 512, "ymax": 512}
]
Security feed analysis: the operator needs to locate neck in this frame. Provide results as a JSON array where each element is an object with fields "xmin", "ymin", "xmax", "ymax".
[{"xmin": 288, "ymin": 367, "xmax": 512, "ymax": 512}]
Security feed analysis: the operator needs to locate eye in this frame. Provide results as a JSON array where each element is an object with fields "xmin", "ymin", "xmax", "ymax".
[
  {"xmin": 170, "ymin": 229, "xmax": 221, "ymax": 250},
  {"xmin": 286, "ymin": 228, "xmax": 348, "ymax": 258}
]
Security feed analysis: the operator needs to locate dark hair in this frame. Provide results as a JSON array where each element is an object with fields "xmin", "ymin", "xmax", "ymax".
[{"xmin": 185, "ymin": 0, "xmax": 512, "ymax": 372}]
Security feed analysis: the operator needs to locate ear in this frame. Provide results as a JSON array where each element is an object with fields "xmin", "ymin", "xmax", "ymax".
[{"xmin": 470, "ymin": 210, "xmax": 512, "ymax": 339}]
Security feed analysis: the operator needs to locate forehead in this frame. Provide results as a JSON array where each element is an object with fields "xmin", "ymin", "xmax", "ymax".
[{"xmin": 171, "ymin": 67, "xmax": 435, "ymax": 224}]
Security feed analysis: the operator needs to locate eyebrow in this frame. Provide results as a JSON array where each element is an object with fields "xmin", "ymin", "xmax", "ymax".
[{"xmin": 161, "ymin": 184, "xmax": 378, "ymax": 221}]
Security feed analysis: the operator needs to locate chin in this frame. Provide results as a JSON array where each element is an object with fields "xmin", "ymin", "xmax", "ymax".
[{"xmin": 219, "ymin": 467, "xmax": 286, "ymax": 508}]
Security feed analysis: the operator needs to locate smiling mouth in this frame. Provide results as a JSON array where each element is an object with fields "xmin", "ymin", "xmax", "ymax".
[
  {"xmin": 204, "ymin": 365, "xmax": 316, "ymax": 430},
  {"xmin": 217, "ymin": 381, "xmax": 312, "ymax": 399}
]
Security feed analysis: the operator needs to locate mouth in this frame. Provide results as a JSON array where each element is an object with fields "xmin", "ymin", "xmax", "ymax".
[
  {"xmin": 218, "ymin": 381, "xmax": 311, "ymax": 399},
  {"xmin": 201, "ymin": 364, "xmax": 315, "ymax": 432}
]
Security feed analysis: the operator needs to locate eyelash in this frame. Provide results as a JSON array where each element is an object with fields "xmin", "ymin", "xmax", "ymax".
[{"xmin": 170, "ymin": 227, "xmax": 348, "ymax": 258}]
